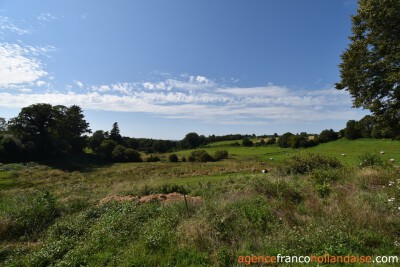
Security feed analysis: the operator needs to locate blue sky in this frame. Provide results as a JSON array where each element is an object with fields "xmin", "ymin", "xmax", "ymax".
[{"xmin": 0, "ymin": 0, "xmax": 368, "ymax": 139}]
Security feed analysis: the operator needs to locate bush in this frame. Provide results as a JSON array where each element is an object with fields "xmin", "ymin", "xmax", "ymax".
[
  {"xmin": 146, "ymin": 155, "xmax": 161, "ymax": 162},
  {"xmin": 280, "ymin": 153, "xmax": 342, "ymax": 174},
  {"xmin": 214, "ymin": 150, "xmax": 229, "ymax": 161},
  {"xmin": 169, "ymin": 154, "xmax": 179, "ymax": 162},
  {"xmin": 96, "ymin": 140, "xmax": 117, "ymax": 160},
  {"xmin": 242, "ymin": 138, "xmax": 253, "ymax": 147},
  {"xmin": 266, "ymin": 137, "xmax": 276, "ymax": 145},
  {"xmin": 189, "ymin": 150, "xmax": 214, "ymax": 162},
  {"xmin": 125, "ymin": 148, "xmax": 142, "ymax": 162},
  {"xmin": 112, "ymin": 145, "xmax": 127, "ymax": 162},
  {"xmin": 358, "ymin": 152, "xmax": 384, "ymax": 168}
]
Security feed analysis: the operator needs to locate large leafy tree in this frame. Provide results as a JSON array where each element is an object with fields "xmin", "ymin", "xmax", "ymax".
[
  {"xmin": 7, "ymin": 103, "xmax": 91, "ymax": 158},
  {"xmin": 336, "ymin": 0, "xmax": 400, "ymax": 137}
]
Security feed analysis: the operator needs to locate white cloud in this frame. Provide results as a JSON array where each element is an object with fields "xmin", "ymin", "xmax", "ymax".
[
  {"xmin": 36, "ymin": 81, "xmax": 46, "ymax": 87},
  {"xmin": 74, "ymin": 80, "xmax": 84, "ymax": 88},
  {"xmin": 0, "ymin": 74, "xmax": 364, "ymax": 125},
  {"xmin": 0, "ymin": 43, "xmax": 49, "ymax": 87},
  {"xmin": 0, "ymin": 16, "xmax": 29, "ymax": 35}
]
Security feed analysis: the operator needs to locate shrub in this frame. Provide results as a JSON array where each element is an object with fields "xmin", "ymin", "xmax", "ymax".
[
  {"xmin": 146, "ymin": 155, "xmax": 161, "ymax": 162},
  {"xmin": 358, "ymin": 152, "xmax": 384, "ymax": 168},
  {"xmin": 112, "ymin": 145, "xmax": 127, "ymax": 162},
  {"xmin": 181, "ymin": 156, "xmax": 187, "ymax": 162},
  {"xmin": 189, "ymin": 150, "xmax": 214, "ymax": 162},
  {"xmin": 242, "ymin": 138, "xmax": 253, "ymax": 147},
  {"xmin": 96, "ymin": 140, "xmax": 117, "ymax": 160},
  {"xmin": 280, "ymin": 153, "xmax": 342, "ymax": 174},
  {"xmin": 214, "ymin": 150, "xmax": 229, "ymax": 161},
  {"xmin": 266, "ymin": 137, "xmax": 276, "ymax": 145},
  {"xmin": 169, "ymin": 154, "xmax": 179, "ymax": 162},
  {"xmin": 125, "ymin": 148, "xmax": 142, "ymax": 162}
]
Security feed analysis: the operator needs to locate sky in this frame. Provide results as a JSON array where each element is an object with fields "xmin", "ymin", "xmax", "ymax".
[{"xmin": 0, "ymin": 0, "xmax": 368, "ymax": 139}]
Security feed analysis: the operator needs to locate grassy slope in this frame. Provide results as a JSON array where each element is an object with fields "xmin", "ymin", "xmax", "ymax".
[{"xmin": 1, "ymin": 138, "xmax": 400, "ymax": 266}]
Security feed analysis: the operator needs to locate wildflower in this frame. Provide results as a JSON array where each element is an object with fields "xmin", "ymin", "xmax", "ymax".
[{"xmin": 388, "ymin": 198, "xmax": 395, "ymax": 202}]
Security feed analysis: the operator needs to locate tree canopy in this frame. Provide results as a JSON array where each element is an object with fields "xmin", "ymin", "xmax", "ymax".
[
  {"xmin": 336, "ymin": 0, "xmax": 400, "ymax": 137},
  {"xmin": 3, "ymin": 103, "xmax": 91, "ymax": 161}
]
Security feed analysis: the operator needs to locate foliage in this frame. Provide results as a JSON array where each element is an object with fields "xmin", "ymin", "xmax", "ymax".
[
  {"xmin": 266, "ymin": 137, "xmax": 276, "ymax": 145},
  {"xmin": 214, "ymin": 150, "xmax": 229, "ymax": 161},
  {"xmin": 241, "ymin": 138, "xmax": 253, "ymax": 147},
  {"xmin": 3, "ymin": 104, "xmax": 90, "ymax": 161},
  {"xmin": 280, "ymin": 152, "xmax": 342, "ymax": 174},
  {"xmin": 336, "ymin": 0, "xmax": 400, "ymax": 138},
  {"xmin": 169, "ymin": 153, "xmax": 179, "ymax": 162},
  {"xmin": 0, "ymin": 190, "xmax": 58, "ymax": 240},
  {"xmin": 109, "ymin": 122, "xmax": 122, "ymax": 142},
  {"xmin": 188, "ymin": 150, "xmax": 214, "ymax": 162},
  {"xmin": 277, "ymin": 132, "xmax": 293, "ymax": 148},
  {"xmin": 317, "ymin": 129, "xmax": 338, "ymax": 143},
  {"xmin": 146, "ymin": 155, "xmax": 161, "ymax": 162},
  {"xmin": 358, "ymin": 152, "xmax": 384, "ymax": 167}
]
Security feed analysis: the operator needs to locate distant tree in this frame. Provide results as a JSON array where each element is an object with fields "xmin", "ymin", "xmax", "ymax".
[
  {"xmin": 289, "ymin": 133, "xmax": 308, "ymax": 149},
  {"xmin": 273, "ymin": 133, "xmax": 279, "ymax": 138},
  {"xmin": 336, "ymin": 0, "xmax": 400, "ymax": 138},
  {"xmin": 110, "ymin": 122, "xmax": 122, "ymax": 142},
  {"xmin": 242, "ymin": 138, "xmax": 253, "ymax": 147},
  {"xmin": 96, "ymin": 139, "xmax": 117, "ymax": 159},
  {"xmin": 169, "ymin": 153, "xmax": 179, "ymax": 162},
  {"xmin": 317, "ymin": 129, "xmax": 338, "ymax": 143},
  {"xmin": 266, "ymin": 137, "xmax": 276, "ymax": 145},
  {"xmin": 88, "ymin": 130, "xmax": 106, "ymax": 152},
  {"xmin": 182, "ymin": 132, "xmax": 201, "ymax": 149},
  {"xmin": 277, "ymin": 132, "xmax": 294, "ymax": 148},
  {"xmin": 344, "ymin": 120, "xmax": 362, "ymax": 140}
]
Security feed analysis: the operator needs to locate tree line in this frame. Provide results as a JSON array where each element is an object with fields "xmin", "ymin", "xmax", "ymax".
[{"xmin": 0, "ymin": 104, "xmax": 254, "ymax": 163}]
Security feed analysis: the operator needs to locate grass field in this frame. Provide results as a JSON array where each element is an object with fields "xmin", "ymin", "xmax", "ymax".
[{"xmin": 1, "ymin": 138, "xmax": 400, "ymax": 266}]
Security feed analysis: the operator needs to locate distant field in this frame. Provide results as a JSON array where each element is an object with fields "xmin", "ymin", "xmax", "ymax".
[{"xmin": 177, "ymin": 138, "xmax": 400, "ymax": 166}]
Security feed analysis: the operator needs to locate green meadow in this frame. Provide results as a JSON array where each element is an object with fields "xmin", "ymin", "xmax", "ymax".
[{"xmin": 1, "ymin": 139, "xmax": 400, "ymax": 266}]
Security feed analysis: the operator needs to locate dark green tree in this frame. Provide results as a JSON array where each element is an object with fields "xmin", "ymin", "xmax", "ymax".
[
  {"xmin": 110, "ymin": 122, "xmax": 122, "ymax": 142},
  {"xmin": 317, "ymin": 129, "xmax": 338, "ymax": 143},
  {"xmin": 344, "ymin": 120, "xmax": 362, "ymax": 140},
  {"xmin": 336, "ymin": 0, "xmax": 400, "ymax": 138},
  {"xmin": 8, "ymin": 103, "xmax": 56, "ymax": 156},
  {"xmin": 182, "ymin": 132, "xmax": 201, "ymax": 149},
  {"xmin": 277, "ymin": 132, "xmax": 294, "ymax": 148}
]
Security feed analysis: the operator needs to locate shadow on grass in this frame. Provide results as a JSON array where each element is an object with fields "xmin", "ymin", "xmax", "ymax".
[{"xmin": 38, "ymin": 153, "xmax": 113, "ymax": 172}]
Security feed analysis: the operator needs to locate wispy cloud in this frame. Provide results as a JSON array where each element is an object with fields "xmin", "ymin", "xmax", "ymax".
[
  {"xmin": 0, "ymin": 74, "xmax": 365, "ymax": 124},
  {"xmin": 74, "ymin": 80, "xmax": 84, "ymax": 88},
  {"xmin": 0, "ymin": 16, "xmax": 29, "ymax": 35},
  {"xmin": 37, "ymin": 13, "xmax": 57, "ymax": 21},
  {"xmin": 0, "ymin": 43, "xmax": 55, "ymax": 89}
]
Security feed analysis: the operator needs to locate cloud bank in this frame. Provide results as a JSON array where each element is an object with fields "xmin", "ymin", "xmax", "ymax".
[{"xmin": 0, "ymin": 74, "xmax": 360, "ymax": 124}]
